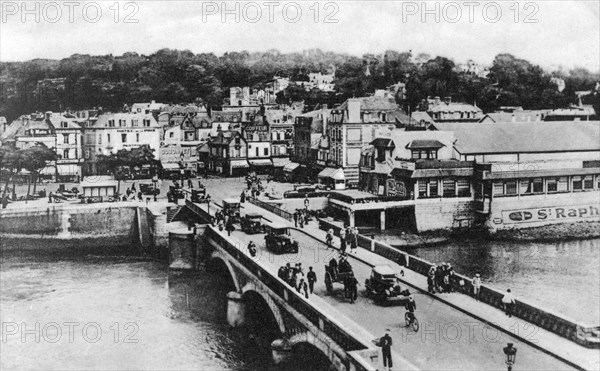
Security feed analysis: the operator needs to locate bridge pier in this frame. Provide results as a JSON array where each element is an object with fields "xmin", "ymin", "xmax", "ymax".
[
  {"xmin": 270, "ymin": 338, "xmax": 292, "ymax": 365},
  {"xmin": 226, "ymin": 291, "xmax": 246, "ymax": 327},
  {"xmin": 169, "ymin": 231, "xmax": 197, "ymax": 270}
]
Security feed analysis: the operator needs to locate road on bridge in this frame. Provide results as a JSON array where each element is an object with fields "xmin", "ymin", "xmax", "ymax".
[{"xmin": 198, "ymin": 178, "xmax": 575, "ymax": 370}]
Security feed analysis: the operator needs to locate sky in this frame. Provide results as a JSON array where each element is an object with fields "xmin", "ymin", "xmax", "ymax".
[{"xmin": 0, "ymin": 0, "xmax": 599, "ymax": 71}]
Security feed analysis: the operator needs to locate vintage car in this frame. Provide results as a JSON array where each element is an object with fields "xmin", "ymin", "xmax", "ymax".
[
  {"xmin": 240, "ymin": 213, "xmax": 264, "ymax": 234},
  {"xmin": 191, "ymin": 187, "xmax": 209, "ymax": 203},
  {"xmin": 264, "ymin": 223, "xmax": 299, "ymax": 254},
  {"xmin": 139, "ymin": 183, "xmax": 160, "ymax": 196},
  {"xmin": 222, "ymin": 198, "xmax": 241, "ymax": 223},
  {"xmin": 364, "ymin": 265, "xmax": 410, "ymax": 305}
]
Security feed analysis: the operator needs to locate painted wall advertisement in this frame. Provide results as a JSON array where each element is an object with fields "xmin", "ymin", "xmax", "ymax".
[{"xmin": 501, "ymin": 204, "xmax": 600, "ymax": 224}]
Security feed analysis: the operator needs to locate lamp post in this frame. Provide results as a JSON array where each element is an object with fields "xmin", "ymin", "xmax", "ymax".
[
  {"xmin": 152, "ymin": 174, "xmax": 158, "ymax": 202},
  {"xmin": 503, "ymin": 343, "xmax": 517, "ymax": 371}
]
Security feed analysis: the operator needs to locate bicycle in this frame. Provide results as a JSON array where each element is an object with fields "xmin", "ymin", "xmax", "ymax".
[{"xmin": 404, "ymin": 311, "xmax": 419, "ymax": 332}]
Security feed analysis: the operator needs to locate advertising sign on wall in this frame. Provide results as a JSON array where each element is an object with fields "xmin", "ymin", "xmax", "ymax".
[{"xmin": 501, "ymin": 204, "xmax": 600, "ymax": 224}]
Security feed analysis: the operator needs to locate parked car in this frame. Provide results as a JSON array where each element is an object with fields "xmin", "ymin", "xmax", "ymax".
[
  {"xmin": 139, "ymin": 183, "xmax": 160, "ymax": 196},
  {"xmin": 264, "ymin": 224, "xmax": 299, "ymax": 254},
  {"xmin": 240, "ymin": 213, "xmax": 264, "ymax": 234},
  {"xmin": 364, "ymin": 265, "xmax": 410, "ymax": 305}
]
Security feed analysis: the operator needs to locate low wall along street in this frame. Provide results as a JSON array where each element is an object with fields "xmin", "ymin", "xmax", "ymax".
[
  {"xmin": 0, "ymin": 203, "xmax": 140, "ymax": 247},
  {"xmin": 414, "ymin": 198, "xmax": 474, "ymax": 231}
]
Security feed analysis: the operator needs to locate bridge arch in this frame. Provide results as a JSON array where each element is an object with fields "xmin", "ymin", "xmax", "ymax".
[
  {"xmin": 287, "ymin": 333, "xmax": 338, "ymax": 371},
  {"xmin": 207, "ymin": 252, "xmax": 241, "ymax": 292},
  {"xmin": 241, "ymin": 285, "xmax": 286, "ymax": 336}
]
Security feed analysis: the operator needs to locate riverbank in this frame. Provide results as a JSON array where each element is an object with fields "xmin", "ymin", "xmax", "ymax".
[{"xmin": 490, "ymin": 221, "xmax": 600, "ymax": 242}]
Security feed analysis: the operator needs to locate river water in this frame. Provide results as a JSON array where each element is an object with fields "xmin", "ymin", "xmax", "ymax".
[
  {"xmin": 392, "ymin": 237, "xmax": 600, "ymax": 325},
  {"xmin": 0, "ymin": 240, "xmax": 323, "ymax": 371}
]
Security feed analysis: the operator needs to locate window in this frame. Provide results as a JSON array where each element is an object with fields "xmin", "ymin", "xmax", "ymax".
[
  {"xmin": 63, "ymin": 134, "xmax": 69, "ymax": 144},
  {"xmin": 119, "ymin": 119, "xmax": 126, "ymax": 127},
  {"xmin": 547, "ymin": 178, "xmax": 558, "ymax": 193},
  {"xmin": 583, "ymin": 175, "xmax": 594, "ymax": 190},
  {"xmin": 411, "ymin": 149, "xmax": 438, "ymax": 159},
  {"xmin": 532, "ymin": 178, "xmax": 544, "ymax": 193},
  {"xmin": 121, "ymin": 134, "xmax": 127, "ymax": 143},
  {"xmin": 143, "ymin": 119, "xmax": 150, "ymax": 127},
  {"xmin": 264, "ymin": 148, "xmax": 268, "ymax": 156},
  {"xmin": 169, "ymin": 132, "xmax": 174, "ymax": 138},
  {"xmin": 505, "ymin": 181, "xmax": 517, "ymax": 195},
  {"xmin": 427, "ymin": 150, "xmax": 438, "ymax": 159},
  {"xmin": 418, "ymin": 181, "xmax": 427, "ymax": 198},
  {"xmin": 107, "ymin": 134, "xmax": 111, "ymax": 143},
  {"xmin": 493, "ymin": 182, "xmax": 504, "ymax": 196},
  {"xmin": 411, "ymin": 150, "xmax": 420, "ymax": 160},
  {"xmin": 108, "ymin": 120, "xmax": 115, "ymax": 127},
  {"xmin": 376, "ymin": 148, "xmax": 386, "ymax": 163},
  {"xmin": 457, "ymin": 178, "xmax": 470, "ymax": 197},
  {"xmin": 98, "ymin": 135, "xmax": 102, "ymax": 145},
  {"xmin": 429, "ymin": 179, "xmax": 438, "ymax": 197},
  {"xmin": 136, "ymin": 133, "xmax": 140, "ymax": 142},
  {"xmin": 443, "ymin": 179, "xmax": 456, "ymax": 197},
  {"xmin": 63, "ymin": 149, "xmax": 69, "ymax": 159},
  {"xmin": 519, "ymin": 179, "xmax": 531, "ymax": 194},
  {"xmin": 572, "ymin": 176, "xmax": 583, "ymax": 191},
  {"xmin": 132, "ymin": 119, "xmax": 139, "ymax": 127},
  {"xmin": 255, "ymin": 147, "xmax": 259, "ymax": 157},
  {"xmin": 557, "ymin": 177, "xmax": 569, "ymax": 192}
]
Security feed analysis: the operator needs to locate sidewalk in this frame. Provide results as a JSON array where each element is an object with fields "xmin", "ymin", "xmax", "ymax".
[{"xmin": 242, "ymin": 198, "xmax": 599, "ymax": 371}]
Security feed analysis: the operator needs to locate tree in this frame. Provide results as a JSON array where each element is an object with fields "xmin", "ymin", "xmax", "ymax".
[
  {"xmin": 0, "ymin": 144, "xmax": 23, "ymax": 200},
  {"xmin": 21, "ymin": 144, "xmax": 57, "ymax": 199}
]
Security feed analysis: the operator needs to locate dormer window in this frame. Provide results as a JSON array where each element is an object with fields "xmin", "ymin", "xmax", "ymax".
[
  {"xmin": 370, "ymin": 139, "xmax": 395, "ymax": 163},
  {"xmin": 406, "ymin": 140, "xmax": 445, "ymax": 160}
]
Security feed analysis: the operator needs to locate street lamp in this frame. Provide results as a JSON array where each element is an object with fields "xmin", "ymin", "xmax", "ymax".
[
  {"xmin": 503, "ymin": 343, "xmax": 517, "ymax": 371},
  {"xmin": 152, "ymin": 174, "xmax": 158, "ymax": 202}
]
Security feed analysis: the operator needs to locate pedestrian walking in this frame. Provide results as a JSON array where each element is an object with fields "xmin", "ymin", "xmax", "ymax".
[
  {"xmin": 473, "ymin": 273, "xmax": 482, "ymax": 301},
  {"xmin": 131, "ymin": 182, "xmax": 136, "ymax": 193},
  {"xmin": 346, "ymin": 275, "xmax": 359, "ymax": 303},
  {"xmin": 340, "ymin": 228, "xmax": 347, "ymax": 254},
  {"xmin": 304, "ymin": 196, "xmax": 309, "ymax": 211},
  {"xmin": 137, "ymin": 191, "xmax": 143, "ymax": 202},
  {"xmin": 247, "ymin": 241, "xmax": 257, "ymax": 257},
  {"xmin": 307, "ymin": 267, "xmax": 317, "ymax": 294},
  {"xmin": 240, "ymin": 190, "xmax": 246, "ymax": 203},
  {"xmin": 226, "ymin": 217, "xmax": 234, "ymax": 236},
  {"xmin": 2, "ymin": 194, "xmax": 8, "ymax": 209},
  {"xmin": 48, "ymin": 191, "xmax": 53, "ymax": 203},
  {"xmin": 427, "ymin": 264, "xmax": 436, "ymax": 294},
  {"xmin": 376, "ymin": 329, "xmax": 393, "ymax": 370},
  {"xmin": 298, "ymin": 278, "xmax": 309, "ymax": 299},
  {"xmin": 326, "ymin": 229, "xmax": 334, "ymax": 249},
  {"xmin": 293, "ymin": 210, "xmax": 298, "ymax": 227},
  {"xmin": 299, "ymin": 213, "xmax": 304, "ymax": 228},
  {"xmin": 187, "ymin": 178, "xmax": 193, "ymax": 189},
  {"xmin": 218, "ymin": 218, "xmax": 224, "ymax": 232},
  {"xmin": 502, "ymin": 289, "xmax": 516, "ymax": 317},
  {"xmin": 350, "ymin": 227, "xmax": 358, "ymax": 254}
]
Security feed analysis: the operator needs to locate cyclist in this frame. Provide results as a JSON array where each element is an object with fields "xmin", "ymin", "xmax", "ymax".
[{"xmin": 405, "ymin": 291, "xmax": 417, "ymax": 324}]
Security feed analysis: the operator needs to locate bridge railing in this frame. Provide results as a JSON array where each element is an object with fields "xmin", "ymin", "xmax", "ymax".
[
  {"xmin": 248, "ymin": 197, "xmax": 293, "ymax": 221},
  {"xmin": 318, "ymin": 218, "xmax": 600, "ymax": 348},
  {"xmin": 204, "ymin": 226, "xmax": 379, "ymax": 370}
]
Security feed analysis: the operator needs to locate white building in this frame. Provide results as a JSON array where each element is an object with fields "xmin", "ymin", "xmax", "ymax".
[{"xmin": 91, "ymin": 113, "xmax": 160, "ymax": 157}]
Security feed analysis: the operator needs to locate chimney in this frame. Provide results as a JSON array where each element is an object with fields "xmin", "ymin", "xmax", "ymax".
[
  {"xmin": 434, "ymin": 97, "xmax": 441, "ymax": 106},
  {"xmin": 444, "ymin": 97, "xmax": 451, "ymax": 105},
  {"xmin": 347, "ymin": 99, "xmax": 361, "ymax": 123},
  {"xmin": 151, "ymin": 100, "xmax": 156, "ymax": 105}
]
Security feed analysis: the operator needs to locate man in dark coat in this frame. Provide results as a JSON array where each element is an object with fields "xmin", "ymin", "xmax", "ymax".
[
  {"xmin": 307, "ymin": 266, "xmax": 317, "ymax": 294},
  {"xmin": 378, "ymin": 329, "xmax": 393, "ymax": 370}
]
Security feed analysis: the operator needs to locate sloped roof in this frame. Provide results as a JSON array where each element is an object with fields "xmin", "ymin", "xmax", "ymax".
[
  {"xmin": 337, "ymin": 96, "xmax": 398, "ymax": 111},
  {"xmin": 428, "ymin": 102, "xmax": 482, "ymax": 113},
  {"xmin": 411, "ymin": 111, "xmax": 434, "ymax": 124},
  {"xmin": 406, "ymin": 140, "xmax": 445, "ymax": 149},
  {"xmin": 432, "ymin": 121, "xmax": 600, "ymax": 154},
  {"xmin": 371, "ymin": 138, "xmax": 395, "ymax": 148}
]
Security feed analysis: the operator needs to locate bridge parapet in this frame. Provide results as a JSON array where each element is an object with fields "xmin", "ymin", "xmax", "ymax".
[{"xmin": 204, "ymin": 226, "xmax": 381, "ymax": 370}]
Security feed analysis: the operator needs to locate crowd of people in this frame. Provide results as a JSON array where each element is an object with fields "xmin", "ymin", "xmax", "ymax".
[
  {"xmin": 277, "ymin": 263, "xmax": 317, "ymax": 299},
  {"xmin": 214, "ymin": 209, "xmax": 235, "ymax": 236},
  {"xmin": 339, "ymin": 226, "xmax": 360, "ymax": 254},
  {"xmin": 427, "ymin": 262, "xmax": 458, "ymax": 294}
]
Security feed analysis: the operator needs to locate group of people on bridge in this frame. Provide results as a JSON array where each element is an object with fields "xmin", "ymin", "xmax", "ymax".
[
  {"xmin": 427, "ymin": 262, "xmax": 459, "ymax": 294},
  {"xmin": 277, "ymin": 263, "xmax": 317, "ymax": 299}
]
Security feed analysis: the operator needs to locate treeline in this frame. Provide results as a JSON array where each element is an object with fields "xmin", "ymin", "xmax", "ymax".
[{"xmin": 0, "ymin": 49, "xmax": 598, "ymax": 121}]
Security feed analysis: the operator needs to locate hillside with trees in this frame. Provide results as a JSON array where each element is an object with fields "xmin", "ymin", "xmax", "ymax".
[{"xmin": 0, "ymin": 49, "xmax": 598, "ymax": 121}]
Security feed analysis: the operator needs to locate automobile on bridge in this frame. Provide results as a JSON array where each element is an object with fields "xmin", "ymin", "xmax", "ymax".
[
  {"xmin": 264, "ymin": 223, "xmax": 299, "ymax": 254},
  {"xmin": 222, "ymin": 198, "xmax": 241, "ymax": 223},
  {"xmin": 240, "ymin": 213, "xmax": 264, "ymax": 234},
  {"xmin": 364, "ymin": 265, "xmax": 411, "ymax": 305}
]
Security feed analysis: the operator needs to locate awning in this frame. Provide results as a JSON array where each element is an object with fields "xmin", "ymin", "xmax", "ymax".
[
  {"xmin": 318, "ymin": 168, "xmax": 345, "ymax": 180},
  {"xmin": 371, "ymin": 138, "xmax": 396, "ymax": 149},
  {"xmin": 161, "ymin": 162, "xmax": 180, "ymax": 170},
  {"xmin": 248, "ymin": 159, "xmax": 273, "ymax": 167},
  {"xmin": 284, "ymin": 162, "xmax": 300, "ymax": 172},
  {"xmin": 230, "ymin": 159, "xmax": 249, "ymax": 169},
  {"xmin": 272, "ymin": 158, "xmax": 291, "ymax": 168},
  {"xmin": 40, "ymin": 166, "xmax": 56, "ymax": 175},
  {"xmin": 56, "ymin": 165, "xmax": 79, "ymax": 176}
]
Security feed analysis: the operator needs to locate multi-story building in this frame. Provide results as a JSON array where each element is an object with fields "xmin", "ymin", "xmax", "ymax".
[
  {"xmin": 323, "ymin": 97, "xmax": 404, "ymax": 188},
  {"xmin": 244, "ymin": 115, "xmax": 272, "ymax": 174},
  {"xmin": 432, "ymin": 121, "xmax": 600, "ymax": 231},
  {"xmin": 206, "ymin": 130, "xmax": 248, "ymax": 176},
  {"xmin": 1, "ymin": 112, "xmax": 84, "ymax": 181},
  {"xmin": 130, "ymin": 100, "xmax": 166, "ymax": 115},
  {"xmin": 84, "ymin": 113, "xmax": 160, "ymax": 174},
  {"xmin": 420, "ymin": 96, "xmax": 483, "ymax": 122}
]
